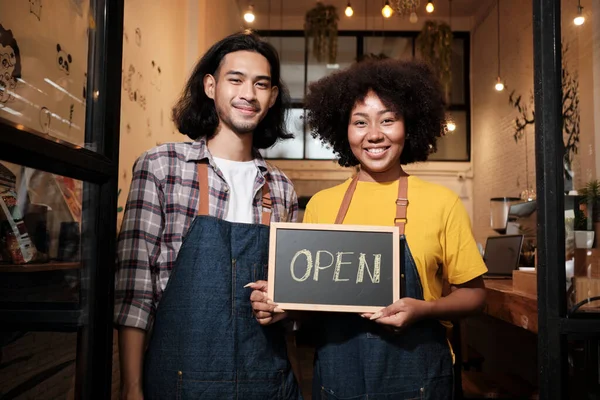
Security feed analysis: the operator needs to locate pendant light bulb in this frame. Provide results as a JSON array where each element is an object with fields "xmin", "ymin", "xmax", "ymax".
[
  {"xmin": 382, "ymin": 1, "xmax": 393, "ymax": 18},
  {"xmin": 243, "ymin": 5, "xmax": 255, "ymax": 23},
  {"xmin": 495, "ymin": 76, "xmax": 505, "ymax": 92},
  {"xmin": 426, "ymin": 1, "xmax": 434, "ymax": 13},
  {"xmin": 574, "ymin": 5, "xmax": 585, "ymax": 25},
  {"xmin": 345, "ymin": 2, "xmax": 354, "ymax": 17},
  {"xmin": 409, "ymin": 11, "xmax": 418, "ymax": 23}
]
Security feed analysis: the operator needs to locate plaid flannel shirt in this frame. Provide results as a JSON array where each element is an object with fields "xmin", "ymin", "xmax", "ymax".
[{"xmin": 114, "ymin": 139, "xmax": 298, "ymax": 330}]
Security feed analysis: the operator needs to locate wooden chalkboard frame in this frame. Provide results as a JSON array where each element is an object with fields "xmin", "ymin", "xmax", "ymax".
[{"xmin": 268, "ymin": 222, "xmax": 401, "ymax": 313}]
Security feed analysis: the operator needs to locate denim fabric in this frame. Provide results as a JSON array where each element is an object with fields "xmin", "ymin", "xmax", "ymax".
[
  {"xmin": 144, "ymin": 215, "xmax": 301, "ymax": 399},
  {"xmin": 311, "ymin": 237, "xmax": 453, "ymax": 400}
]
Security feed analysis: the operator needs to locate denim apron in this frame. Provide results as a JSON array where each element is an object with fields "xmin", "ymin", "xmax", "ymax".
[
  {"xmin": 144, "ymin": 162, "xmax": 301, "ymax": 399},
  {"xmin": 311, "ymin": 175, "xmax": 453, "ymax": 400}
]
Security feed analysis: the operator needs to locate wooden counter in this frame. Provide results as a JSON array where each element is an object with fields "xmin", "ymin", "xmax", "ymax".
[{"xmin": 483, "ymin": 279, "xmax": 538, "ymax": 333}]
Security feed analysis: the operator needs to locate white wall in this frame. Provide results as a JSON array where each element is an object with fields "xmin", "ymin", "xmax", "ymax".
[{"xmin": 118, "ymin": 0, "xmax": 244, "ymax": 224}]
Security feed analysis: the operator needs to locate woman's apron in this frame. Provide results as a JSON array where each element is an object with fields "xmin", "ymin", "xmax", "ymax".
[
  {"xmin": 144, "ymin": 162, "xmax": 301, "ymax": 399},
  {"xmin": 311, "ymin": 175, "xmax": 453, "ymax": 400}
]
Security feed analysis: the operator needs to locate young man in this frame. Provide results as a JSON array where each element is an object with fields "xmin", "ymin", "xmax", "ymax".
[{"xmin": 114, "ymin": 31, "xmax": 301, "ymax": 399}]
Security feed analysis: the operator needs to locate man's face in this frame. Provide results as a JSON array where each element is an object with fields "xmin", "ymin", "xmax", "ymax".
[{"xmin": 204, "ymin": 50, "xmax": 278, "ymax": 135}]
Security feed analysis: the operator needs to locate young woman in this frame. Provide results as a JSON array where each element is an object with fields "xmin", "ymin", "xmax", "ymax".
[{"xmin": 251, "ymin": 59, "xmax": 487, "ymax": 400}]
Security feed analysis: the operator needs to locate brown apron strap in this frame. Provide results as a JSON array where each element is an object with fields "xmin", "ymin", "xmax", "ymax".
[
  {"xmin": 334, "ymin": 174, "xmax": 409, "ymax": 235},
  {"xmin": 197, "ymin": 162, "xmax": 210, "ymax": 216},
  {"xmin": 395, "ymin": 176, "xmax": 409, "ymax": 235},
  {"xmin": 334, "ymin": 174, "xmax": 359, "ymax": 224},
  {"xmin": 261, "ymin": 184, "xmax": 272, "ymax": 226},
  {"xmin": 196, "ymin": 161, "xmax": 272, "ymax": 225}
]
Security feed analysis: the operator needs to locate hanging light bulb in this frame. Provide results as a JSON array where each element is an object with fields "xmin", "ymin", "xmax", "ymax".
[
  {"xmin": 426, "ymin": 1, "xmax": 434, "ymax": 13},
  {"xmin": 409, "ymin": 11, "xmax": 418, "ymax": 23},
  {"xmin": 243, "ymin": 4, "xmax": 255, "ymax": 23},
  {"xmin": 495, "ymin": 76, "xmax": 505, "ymax": 91},
  {"xmin": 345, "ymin": 2, "xmax": 354, "ymax": 17},
  {"xmin": 494, "ymin": 1, "xmax": 504, "ymax": 92},
  {"xmin": 382, "ymin": 1, "xmax": 393, "ymax": 18},
  {"xmin": 447, "ymin": 120, "xmax": 456, "ymax": 132},
  {"xmin": 574, "ymin": 1, "xmax": 584, "ymax": 25}
]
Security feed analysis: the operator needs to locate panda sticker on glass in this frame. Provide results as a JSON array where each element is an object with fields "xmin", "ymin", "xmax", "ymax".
[{"xmin": 56, "ymin": 43, "xmax": 72, "ymax": 75}]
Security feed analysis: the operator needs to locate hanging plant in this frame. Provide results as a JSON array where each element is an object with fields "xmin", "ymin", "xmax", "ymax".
[
  {"xmin": 416, "ymin": 21, "xmax": 453, "ymax": 102},
  {"xmin": 304, "ymin": 2, "xmax": 339, "ymax": 64}
]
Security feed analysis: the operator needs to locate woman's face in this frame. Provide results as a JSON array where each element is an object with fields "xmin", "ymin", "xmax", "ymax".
[{"xmin": 348, "ymin": 91, "xmax": 405, "ymax": 181}]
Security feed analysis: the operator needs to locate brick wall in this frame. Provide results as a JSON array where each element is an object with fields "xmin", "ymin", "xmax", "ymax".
[
  {"xmin": 471, "ymin": 0, "xmax": 598, "ymax": 244},
  {"xmin": 471, "ymin": 0, "xmax": 536, "ymax": 245}
]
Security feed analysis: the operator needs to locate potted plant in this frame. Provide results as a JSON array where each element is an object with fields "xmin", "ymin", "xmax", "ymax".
[
  {"xmin": 416, "ymin": 21, "xmax": 453, "ymax": 102},
  {"xmin": 578, "ymin": 179, "xmax": 600, "ymax": 220},
  {"xmin": 577, "ymin": 179, "xmax": 600, "ymax": 248},
  {"xmin": 574, "ymin": 208, "xmax": 595, "ymax": 249},
  {"xmin": 304, "ymin": 2, "xmax": 339, "ymax": 64}
]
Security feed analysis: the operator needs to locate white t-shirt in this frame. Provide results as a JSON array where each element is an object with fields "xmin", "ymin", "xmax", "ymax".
[{"xmin": 212, "ymin": 157, "xmax": 259, "ymax": 224}]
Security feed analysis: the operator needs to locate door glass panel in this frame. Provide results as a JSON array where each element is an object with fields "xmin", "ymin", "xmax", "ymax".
[
  {"xmin": 0, "ymin": 160, "xmax": 84, "ymax": 303},
  {"xmin": 0, "ymin": 1, "xmax": 96, "ymax": 151}
]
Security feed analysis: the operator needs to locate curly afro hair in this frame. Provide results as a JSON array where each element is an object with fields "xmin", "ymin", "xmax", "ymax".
[{"xmin": 305, "ymin": 59, "xmax": 447, "ymax": 167}]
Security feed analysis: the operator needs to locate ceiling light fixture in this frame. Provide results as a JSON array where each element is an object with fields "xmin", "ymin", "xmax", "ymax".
[
  {"xmin": 345, "ymin": 1, "xmax": 354, "ymax": 17},
  {"xmin": 243, "ymin": 4, "xmax": 255, "ymax": 23},
  {"xmin": 574, "ymin": 0, "xmax": 585, "ymax": 25},
  {"xmin": 382, "ymin": 1, "xmax": 393, "ymax": 18},
  {"xmin": 494, "ymin": 0, "xmax": 504, "ymax": 91},
  {"xmin": 426, "ymin": 1, "xmax": 434, "ymax": 13}
]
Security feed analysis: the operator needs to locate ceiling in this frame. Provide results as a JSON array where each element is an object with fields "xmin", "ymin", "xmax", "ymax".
[{"xmin": 241, "ymin": 0, "xmax": 487, "ymax": 19}]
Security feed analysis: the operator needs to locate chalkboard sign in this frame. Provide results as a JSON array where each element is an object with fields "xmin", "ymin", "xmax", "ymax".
[{"xmin": 267, "ymin": 223, "xmax": 400, "ymax": 313}]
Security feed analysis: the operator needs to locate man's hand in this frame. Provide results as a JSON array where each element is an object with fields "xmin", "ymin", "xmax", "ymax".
[
  {"xmin": 120, "ymin": 385, "xmax": 144, "ymax": 400},
  {"xmin": 246, "ymin": 280, "xmax": 287, "ymax": 325}
]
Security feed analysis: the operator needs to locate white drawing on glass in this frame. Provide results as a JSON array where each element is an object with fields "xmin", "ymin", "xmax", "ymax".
[
  {"xmin": 56, "ymin": 44, "xmax": 72, "ymax": 75},
  {"xmin": 29, "ymin": 0, "xmax": 42, "ymax": 21},
  {"xmin": 0, "ymin": 25, "xmax": 21, "ymax": 104},
  {"xmin": 39, "ymin": 107, "xmax": 52, "ymax": 133}
]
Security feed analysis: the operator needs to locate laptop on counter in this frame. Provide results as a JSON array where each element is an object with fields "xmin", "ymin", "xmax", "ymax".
[{"xmin": 482, "ymin": 235, "xmax": 524, "ymax": 279}]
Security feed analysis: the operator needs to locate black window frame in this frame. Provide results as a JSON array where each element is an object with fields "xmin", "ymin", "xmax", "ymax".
[{"xmin": 258, "ymin": 29, "xmax": 471, "ymax": 162}]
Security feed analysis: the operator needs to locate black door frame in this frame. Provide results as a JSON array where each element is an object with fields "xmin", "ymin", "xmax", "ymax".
[
  {"xmin": 533, "ymin": 0, "xmax": 600, "ymax": 398},
  {"xmin": 0, "ymin": 0, "xmax": 123, "ymax": 398}
]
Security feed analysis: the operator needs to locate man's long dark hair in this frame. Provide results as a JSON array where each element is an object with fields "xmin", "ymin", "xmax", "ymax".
[{"xmin": 172, "ymin": 30, "xmax": 292, "ymax": 149}]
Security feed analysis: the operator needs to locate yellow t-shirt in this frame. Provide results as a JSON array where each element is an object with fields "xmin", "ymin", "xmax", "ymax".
[{"xmin": 303, "ymin": 176, "xmax": 487, "ymax": 303}]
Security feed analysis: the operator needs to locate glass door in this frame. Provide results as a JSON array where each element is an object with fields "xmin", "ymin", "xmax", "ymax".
[{"xmin": 0, "ymin": 0, "xmax": 123, "ymax": 398}]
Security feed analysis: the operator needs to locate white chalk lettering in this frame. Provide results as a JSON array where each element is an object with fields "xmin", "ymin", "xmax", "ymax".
[
  {"xmin": 290, "ymin": 249, "xmax": 313, "ymax": 282},
  {"xmin": 333, "ymin": 252, "xmax": 353, "ymax": 282},
  {"xmin": 313, "ymin": 250, "xmax": 334, "ymax": 281},
  {"xmin": 356, "ymin": 253, "xmax": 381, "ymax": 283}
]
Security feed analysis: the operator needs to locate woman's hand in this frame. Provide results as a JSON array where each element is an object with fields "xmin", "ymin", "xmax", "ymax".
[
  {"xmin": 246, "ymin": 280, "xmax": 287, "ymax": 325},
  {"xmin": 362, "ymin": 297, "xmax": 431, "ymax": 330},
  {"xmin": 362, "ymin": 276, "xmax": 487, "ymax": 331}
]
